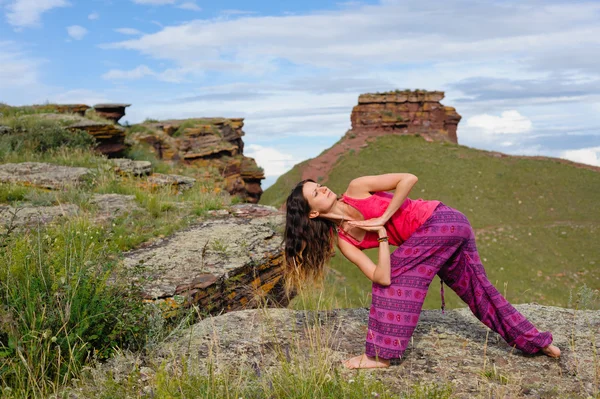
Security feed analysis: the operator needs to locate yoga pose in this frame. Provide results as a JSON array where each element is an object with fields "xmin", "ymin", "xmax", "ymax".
[{"xmin": 284, "ymin": 173, "xmax": 561, "ymax": 369}]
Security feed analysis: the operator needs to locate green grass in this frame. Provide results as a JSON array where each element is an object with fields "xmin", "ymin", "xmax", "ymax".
[{"xmin": 264, "ymin": 135, "xmax": 600, "ymax": 310}]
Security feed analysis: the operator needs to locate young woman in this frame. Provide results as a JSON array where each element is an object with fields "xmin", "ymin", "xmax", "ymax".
[{"xmin": 284, "ymin": 173, "xmax": 560, "ymax": 369}]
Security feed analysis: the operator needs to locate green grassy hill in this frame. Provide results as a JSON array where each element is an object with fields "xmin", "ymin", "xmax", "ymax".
[{"xmin": 262, "ymin": 135, "xmax": 600, "ymax": 310}]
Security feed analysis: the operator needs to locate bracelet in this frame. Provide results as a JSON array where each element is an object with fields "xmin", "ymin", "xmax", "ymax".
[{"xmin": 377, "ymin": 236, "xmax": 388, "ymax": 243}]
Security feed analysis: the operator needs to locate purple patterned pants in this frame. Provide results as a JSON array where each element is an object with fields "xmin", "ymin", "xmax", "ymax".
[{"xmin": 365, "ymin": 204, "xmax": 553, "ymax": 359}]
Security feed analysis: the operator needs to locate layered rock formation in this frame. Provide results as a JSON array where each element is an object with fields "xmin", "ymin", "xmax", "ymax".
[
  {"xmin": 93, "ymin": 103, "xmax": 130, "ymax": 124},
  {"xmin": 32, "ymin": 103, "xmax": 91, "ymax": 116},
  {"xmin": 129, "ymin": 118, "xmax": 264, "ymax": 203},
  {"xmin": 0, "ymin": 162, "xmax": 92, "ymax": 189},
  {"xmin": 300, "ymin": 90, "xmax": 462, "ymax": 182},
  {"xmin": 122, "ymin": 204, "xmax": 288, "ymax": 313},
  {"xmin": 352, "ymin": 90, "xmax": 461, "ymax": 143}
]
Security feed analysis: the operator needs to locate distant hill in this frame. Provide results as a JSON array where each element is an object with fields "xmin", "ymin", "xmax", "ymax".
[{"xmin": 261, "ymin": 134, "xmax": 600, "ymax": 310}]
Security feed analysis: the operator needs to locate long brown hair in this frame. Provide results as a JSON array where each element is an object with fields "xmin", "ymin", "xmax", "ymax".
[{"xmin": 284, "ymin": 179, "xmax": 336, "ymax": 293}]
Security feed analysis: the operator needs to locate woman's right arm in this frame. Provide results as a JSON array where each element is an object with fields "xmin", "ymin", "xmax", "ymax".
[{"xmin": 337, "ymin": 227, "xmax": 391, "ymax": 286}]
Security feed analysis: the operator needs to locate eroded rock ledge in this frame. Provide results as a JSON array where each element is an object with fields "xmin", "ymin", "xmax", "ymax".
[
  {"xmin": 123, "ymin": 204, "xmax": 288, "ymax": 313},
  {"xmin": 156, "ymin": 304, "xmax": 598, "ymax": 398}
]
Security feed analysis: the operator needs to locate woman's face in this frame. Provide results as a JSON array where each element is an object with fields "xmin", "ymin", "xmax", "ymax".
[{"xmin": 302, "ymin": 181, "xmax": 336, "ymax": 218}]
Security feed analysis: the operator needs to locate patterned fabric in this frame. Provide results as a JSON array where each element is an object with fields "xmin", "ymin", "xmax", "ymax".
[
  {"xmin": 365, "ymin": 204, "xmax": 553, "ymax": 359},
  {"xmin": 339, "ymin": 192, "xmax": 440, "ymax": 248}
]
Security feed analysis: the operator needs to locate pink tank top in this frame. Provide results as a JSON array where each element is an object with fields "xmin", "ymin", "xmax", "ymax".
[{"xmin": 338, "ymin": 192, "xmax": 440, "ymax": 249}]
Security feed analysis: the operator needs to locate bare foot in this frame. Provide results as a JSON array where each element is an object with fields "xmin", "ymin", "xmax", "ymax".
[
  {"xmin": 342, "ymin": 354, "xmax": 390, "ymax": 369},
  {"xmin": 541, "ymin": 344, "xmax": 561, "ymax": 358}
]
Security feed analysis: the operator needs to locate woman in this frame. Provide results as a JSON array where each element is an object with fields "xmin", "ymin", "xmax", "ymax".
[{"xmin": 284, "ymin": 173, "xmax": 560, "ymax": 369}]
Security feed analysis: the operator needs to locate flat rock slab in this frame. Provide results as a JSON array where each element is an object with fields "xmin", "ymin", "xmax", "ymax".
[
  {"xmin": 90, "ymin": 194, "xmax": 142, "ymax": 220},
  {"xmin": 123, "ymin": 204, "xmax": 288, "ymax": 312},
  {"xmin": 157, "ymin": 304, "xmax": 599, "ymax": 398},
  {"xmin": 146, "ymin": 173, "xmax": 196, "ymax": 192},
  {"xmin": 0, "ymin": 203, "xmax": 79, "ymax": 229},
  {"xmin": 0, "ymin": 162, "xmax": 91, "ymax": 189},
  {"xmin": 110, "ymin": 158, "xmax": 152, "ymax": 176}
]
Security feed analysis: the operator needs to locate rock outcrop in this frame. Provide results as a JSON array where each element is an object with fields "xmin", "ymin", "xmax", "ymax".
[
  {"xmin": 147, "ymin": 304, "xmax": 597, "ymax": 398},
  {"xmin": 93, "ymin": 103, "xmax": 130, "ymax": 124},
  {"xmin": 110, "ymin": 158, "xmax": 152, "ymax": 176},
  {"xmin": 128, "ymin": 118, "xmax": 264, "ymax": 203},
  {"xmin": 122, "ymin": 204, "xmax": 287, "ymax": 313},
  {"xmin": 0, "ymin": 162, "xmax": 91, "ymax": 189},
  {"xmin": 352, "ymin": 90, "xmax": 461, "ymax": 144},
  {"xmin": 33, "ymin": 104, "xmax": 91, "ymax": 116},
  {"xmin": 300, "ymin": 90, "xmax": 462, "ymax": 182},
  {"xmin": 145, "ymin": 173, "xmax": 196, "ymax": 193}
]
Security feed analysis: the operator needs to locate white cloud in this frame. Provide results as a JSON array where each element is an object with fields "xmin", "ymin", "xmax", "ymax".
[
  {"xmin": 101, "ymin": 64, "xmax": 193, "ymax": 82},
  {"xmin": 67, "ymin": 25, "xmax": 88, "ymax": 40},
  {"xmin": 6, "ymin": 0, "xmax": 69, "ymax": 28},
  {"xmin": 244, "ymin": 144, "xmax": 298, "ymax": 177},
  {"xmin": 46, "ymin": 88, "xmax": 111, "ymax": 105},
  {"xmin": 115, "ymin": 27, "xmax": 142, "ymax": 35},
  {"xmin": 102, "ymin": 65, "xmax": 154, "ymax": 80},
  {"xmin": 466, "ymin": 110, "xmax": 532, "ymax": 135},
  {"xmin": 177, "ymin": 2, "xmax": 201, "ymax": 11},
  {"xmin": 560, "ymin": 147, "xmax": 600, "ymax": 167},
  {"xmin": 131, "ymin": 0, "xmax": 175, "ymax": 4},
  {"xmin": 88, "ymin": 12, "xmax": 99, "ymax": 20},
  {"xmin": 0, "ymin": 41, "xmax": 42, "ymax": 89}
]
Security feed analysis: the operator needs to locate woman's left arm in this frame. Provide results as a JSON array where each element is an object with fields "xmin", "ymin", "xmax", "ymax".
[{"xmin": 346, "ymin": 173, "xmax": 418, "ymax": 227}]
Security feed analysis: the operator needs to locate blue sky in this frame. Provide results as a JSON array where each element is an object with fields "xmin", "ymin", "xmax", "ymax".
[{"xmin": 1, "ymin": 0, "xmax": 600, "ymax": 188}]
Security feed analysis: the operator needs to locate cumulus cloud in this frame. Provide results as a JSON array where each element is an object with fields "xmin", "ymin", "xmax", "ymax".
[
  {"xmin": 560, "ymin": 147, "xmax": 600, "ymax": 166},
  {"xmin": 67, "ymin": 25, "xmax": 88, "ymax": 40},
  {"xmin": 177, "ymin": 2, "xmax": 201, "ymax": 11},
  {"xmin": 244, "ymin": 144, "xmax": 298, "ymax": 177},
  {"xmin": 115, "ymin": 27, "xmax": 142, "ymax": 35},
  {"xmin": 6, "ymin": 0, "xmax": 69, "ymax": 28},
  {"xmin": 466, "ymin": 110, "xmax": 532, "ymax": 135},
  {"xmin": 88, "ymin": 11, "xmax": 99, "ymax": 20}
]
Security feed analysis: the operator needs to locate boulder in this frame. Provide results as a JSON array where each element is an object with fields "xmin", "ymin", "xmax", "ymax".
[
  {"xmin": 0, "ymin": 162, "xmax": 91, "ymax": 189},
  {"xmin": 122, "ymin": 204, "xmax": 288, "ymax": 313},
  {"xmin": 93, "ymin": 103, "xmax": 131, "ymax": 124}
]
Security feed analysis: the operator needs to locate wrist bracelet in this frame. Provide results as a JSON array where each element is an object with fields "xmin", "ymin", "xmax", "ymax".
[{"xmin": 377, "ymin": 236, "xmax": 388, "ymax": 243}]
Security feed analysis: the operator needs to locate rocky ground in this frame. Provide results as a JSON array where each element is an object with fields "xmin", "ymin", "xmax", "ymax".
[{"xmin": 136, "ymin": 304, "xmax": 598, "ymax": 398}]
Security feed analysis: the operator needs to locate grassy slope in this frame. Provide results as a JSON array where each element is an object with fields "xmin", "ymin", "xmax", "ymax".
[{"xmin": 262, "ymin": 135, "xmax": 600, "ymax": 310}]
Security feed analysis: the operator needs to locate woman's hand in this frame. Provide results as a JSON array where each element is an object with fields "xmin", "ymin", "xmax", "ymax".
[{"xmin": 347, "ymin": 217, "xmax": 387, "ymax": 231}]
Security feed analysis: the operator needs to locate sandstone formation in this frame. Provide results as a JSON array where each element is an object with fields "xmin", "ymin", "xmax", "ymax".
[
  {"xmin": 93, "ymin": 103, "xmax": 130, "ymax": 124},
  {"xmin": 352, "ymin": 90, "xmax": 461, "ymax": 143},
  {"xmin": 122, "ymin": 204, "xmax": 288, "ymax": 313},
  {"xmin": 128, "ymin": 118, "xmax": 264, "ymax": 203},
  {"xmin": 145, "ymin": 304, "xmax": 597, "ymax": 398},
  {"xmin": 0, "ymin": 162, "xmax": 91, "ymax": 189},
  {"xmin": 33, "ymin": 103, "xmax": 91, "ymax": 116},
  {"xmin": 37, "ymin": 113, "xmax": 127, "ymax": 156},
  {"xmin": 110, "ymin": 158, "xmax": 152, "ymax": 176},
  {"xmin": 300, "ymin": 90, "xmax": 462, "ymax": 182}
]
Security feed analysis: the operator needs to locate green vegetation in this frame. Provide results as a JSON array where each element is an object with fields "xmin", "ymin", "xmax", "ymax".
[{"xmin": 263, "ymin": 135, "xmax": 600, "ymax": 310}]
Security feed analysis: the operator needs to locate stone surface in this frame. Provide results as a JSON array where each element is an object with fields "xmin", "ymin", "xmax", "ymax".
[
  {"xmin": 300, "ymin": 90, "xmax": 462, "ymax": 182},
  {"xmin": 146, "ymin": 173, "xmax": 196, "ymax": 192},
  {"xmin": 0, "ymin": 203, "xmax": 79, "ymax": 229},
  {"xmin": 93, "ymin": 103, "xmax": 131, "ymax": 124},
  {"xmin": 90, "ymin": 194, "xmax": 142, "ymax": 220},
  {"xmin": 122, "ymin": 204, "xmax": 288, "ymax": 312},
  {"xmin": 110, "ymin": 158, "xmax": 152, "ymax": 176},
  {"xmin": 0, "ymin": 162, "xmax": 91, "ymax": 189},
  {"xmin": 151, "ymin": 304, "xmax": 598, "ymax": 398},
  {"xmin": 33, "ymin": 104, "xmax": 91, "ymax": 116},
  {"xmin": 127, "ymin": 118, "xmax": 264, "ymax": 203}
]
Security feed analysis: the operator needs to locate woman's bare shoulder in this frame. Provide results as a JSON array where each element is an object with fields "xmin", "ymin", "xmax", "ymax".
[{"xmin": 343, "ymin": 178, "xmax": 373, "ymax": 199}]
